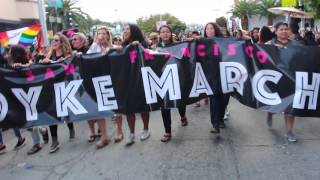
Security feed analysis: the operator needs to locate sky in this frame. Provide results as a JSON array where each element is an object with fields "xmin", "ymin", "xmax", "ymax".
[{"xmin": 76, "ymin": 0, "xmax": 235, "ymax": 25}]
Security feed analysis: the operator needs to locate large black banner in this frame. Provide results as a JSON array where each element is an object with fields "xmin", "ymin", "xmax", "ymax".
[{"xmin": 1, "ymin": 38, "xmax": 320, "ymax": 128}]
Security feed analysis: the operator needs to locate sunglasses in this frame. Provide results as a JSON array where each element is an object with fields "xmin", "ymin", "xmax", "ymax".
[{"xmin": 53, "ymin": 39, "xmax": 60, "ymax": 42}]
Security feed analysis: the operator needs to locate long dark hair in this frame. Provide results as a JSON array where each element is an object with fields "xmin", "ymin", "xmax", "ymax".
[
  {"xmin": 158, "ymin": 25, "xmax": 174, "ymax": 47},
  {"xmin": 122, "ymin": 24, "xmax": 148, "ymax": 47},
  {"xmin": 204, "ymin": 22, "xmax": 223, "ymax": 38},
  {"xmin": 259, "ymin": 26, "xmax": 274, "ymax": 44},
  {"xmin": 9, "ymin": 45, "xmax": 28, "ymax": 64}
]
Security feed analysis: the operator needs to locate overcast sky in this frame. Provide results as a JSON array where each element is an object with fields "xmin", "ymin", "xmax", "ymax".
[{"xmin": 76, "ymin": 0, "xmax": 235, "ymax": 25}]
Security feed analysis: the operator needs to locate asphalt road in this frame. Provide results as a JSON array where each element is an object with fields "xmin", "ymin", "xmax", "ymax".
[{"xmin": 1, "ymin": 98, "xmax": 320, "ymax": 180}]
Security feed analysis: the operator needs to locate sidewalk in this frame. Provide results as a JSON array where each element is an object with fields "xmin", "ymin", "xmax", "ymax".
[{"xmin": 1, "ymin": 98, "xmax": 320, "ymax": 180}]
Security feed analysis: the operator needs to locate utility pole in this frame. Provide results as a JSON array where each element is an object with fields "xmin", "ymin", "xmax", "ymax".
[{"xmin": 37, "ymin": 0, "xmax": 49, "ymax": 46}]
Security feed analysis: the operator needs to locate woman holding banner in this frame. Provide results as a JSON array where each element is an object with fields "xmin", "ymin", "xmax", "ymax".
[
  {"xmin": 203, "ymin": 22, "xmax": 228, "ymax": 134},
  {"xmin": 7, "ymin": 45, "xmax": 49, "ymax": 155},
  {"xmin": 87, "ymin": 26, "xmax": 124, "ymax": 147},
  {"xmin": 121, "ymin": 24, "xmax": 150, "ymax": 145},
  {"xmin": 266, "ymin": 22, "xmax": 302, "ymax": 142},
  {"xmin": 39, "ymin": 33, "xmax": 76, "ymax": 153},
  {"xmin": 154, "ymin": 25, "xmax": 188, "ymax": 142}
]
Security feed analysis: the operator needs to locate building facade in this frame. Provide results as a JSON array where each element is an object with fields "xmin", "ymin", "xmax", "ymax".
[{"xmin": 0, "ymin": 0, "xmax": 39, "ymax": 31}]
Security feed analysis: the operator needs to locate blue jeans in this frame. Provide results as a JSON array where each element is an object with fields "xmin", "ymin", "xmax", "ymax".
[
  {"xmin": 30, "ymin": 127, "xmax": 40, "ymax": 145},
  {"xmin": 0, "ymin": 127, "xmax": 22, "ymax": 145}
]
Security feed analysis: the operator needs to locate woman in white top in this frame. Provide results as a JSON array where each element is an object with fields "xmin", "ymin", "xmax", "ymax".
[{"xmin": 87, "ymin": 26, "xmax": 124, "ymax": 147}]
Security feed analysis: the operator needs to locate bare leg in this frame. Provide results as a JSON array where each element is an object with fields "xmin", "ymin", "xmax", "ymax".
[
  {"xmin": 97, "ymin": 119, "xmax": 108, "ymax": 141},
  {"xmin": 284, "ymin": 114, "xmax": 295, "ymax": 132},
  {"xmin": 87, "ymin": 120, "xmax": 96, "ymax": 136},
  {"xmin": 141, "ymin": 112, "xmax": 149, "ymax": 130},
  {"xmin": 126, "ymin": 114, "xmax": 136, "ymax": 134},
  {"xmin": 114, "ymin": 115, "xmax": 124, "ymax": 142}
]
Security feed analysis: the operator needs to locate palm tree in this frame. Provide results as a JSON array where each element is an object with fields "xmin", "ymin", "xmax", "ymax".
[
  {"xmin": 257, "ymin": 0, "xmax": 280, "ymax": 26},
  {"xmin": 231, "ymin": 0, "xmax": 259, "ymax": 30},
  {"xmin": 46, "ymin": 0, "xmax": 93, "ymax": 33}
]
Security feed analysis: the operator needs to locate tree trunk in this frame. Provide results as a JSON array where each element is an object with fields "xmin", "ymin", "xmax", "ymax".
[
  {"xmin": 267, "ymin": 16, "xmax": 273, "ymax": 26},
  {"xmin": 241, "ymin": 16, "xmax": 249, "ymax": 30}
]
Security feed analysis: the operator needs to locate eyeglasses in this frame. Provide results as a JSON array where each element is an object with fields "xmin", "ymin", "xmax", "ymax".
[{"xmin": 53, "ymin": 39, "xmax": 60, "ymax": 42}]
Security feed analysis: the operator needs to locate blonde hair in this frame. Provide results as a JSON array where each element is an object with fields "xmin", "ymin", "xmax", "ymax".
[
  {"xmin": 95, "ymin": 26, "xmax": 113, "ymax": 48},
  {"xmin": 46, "ymin": 33, "xmax": 72, "ymax": 60},
  {"xmin": 72, "ymin": 32, "xmax": 87, "ymax": 48}
]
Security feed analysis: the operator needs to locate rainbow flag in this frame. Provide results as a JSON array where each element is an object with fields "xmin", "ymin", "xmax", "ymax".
[
  {"xmin": 18, "ymin": 24, "xmax": 41, "ymax": 46},
  {"xmin": 0, "ymin": 32, "xmax": 9, "ymax": 47},
  {"xmin": 0, "ymin": 24, "xmax": 41, "ymax": 48}
]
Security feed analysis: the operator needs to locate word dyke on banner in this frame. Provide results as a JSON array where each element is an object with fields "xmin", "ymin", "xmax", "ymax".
[
  {"xmin": 0, "ymin": 75, "xmax": 118, "ymax": 122},
  {"xmin": 1, "ymin": 38, "xmax": 320, "ymax": 129}
]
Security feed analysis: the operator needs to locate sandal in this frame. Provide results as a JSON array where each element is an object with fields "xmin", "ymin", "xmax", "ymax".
[
  {"xmin": 27, "ymin": 144, "xmax": 42, "ymax": 155},
  {"xmin": 160, "ymin": 133, "xmax": 172, "ymax": 142},
  {"xmin": 96, "ymin": 129, "xmax": 102, "ymax": 138},
  {"xmin": 114, "ymin": 133, "xmax": 124, "ymax": 143},
  {"xmin": 181, "ymin": 117, "xmax": 188, "ymax": 126},
  {"xmin": 87, "ymin": 135, "xmax": 96, "ymax": 143},
  {"xmin": 96, "ymin": 139, "xmax": 110, "ymax": 149}
]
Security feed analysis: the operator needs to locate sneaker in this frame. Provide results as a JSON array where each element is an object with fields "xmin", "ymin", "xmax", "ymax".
[
  {"xmin": 210, "ymin": 127, "xmax": 220, "ymax": 134},
  {"xmin": 126, "ymin": 134, "xmax": 135, "ymax": 146},
  {"xmin": 49, "ymin": 140, "xmax": 60, "ymax": 153},
  {"xmin": 0, "ymin": 144, "xmax": 6, "ymax": 154},
  {"xmin": 14, "ymin": 137, "xmax": 26, "ymax": 150},
  {"xmin": 219, "ymin": 122, "xmax": 226, "ymax": 128},
  {"xmin": 285, "ymin": 132, "xmax": 297, "ymax": 142},
  {"xmin": 69, "ymin": 129, "xmax": 75, "ymax": 140},
  {"xmin": 224, "ymin": 111, "xmax": 230, "ymax": 120},
  {"xmin": 140, "ymin": 130, "xmax": 150, "ymax": 141}
]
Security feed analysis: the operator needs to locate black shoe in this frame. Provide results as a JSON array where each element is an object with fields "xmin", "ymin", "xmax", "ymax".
[
  {"xmin": 14, "ymin": 138, "xmax": 26, "ymax": 150},
  {"xmin": 0, "ymin": 144, "xmax": 6, "ymax": 152},
  {"xmin": 210, "ymin": 127, "xmax": 220, "ymax": 134}
]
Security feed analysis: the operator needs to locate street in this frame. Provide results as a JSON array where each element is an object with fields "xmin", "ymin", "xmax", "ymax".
[{"xmin": 1, "ymin": 98, "xmax": 320, "ymax": 180}]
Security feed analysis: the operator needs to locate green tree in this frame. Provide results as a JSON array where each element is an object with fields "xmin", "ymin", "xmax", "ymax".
[
  {"xmin": 231, "ymin": 0, "xmax": 259, "ymax": 30},
  {"xmin": 257, "ymin": 0, "xmax": 280, "ymax": 26},
  {"xmin": 215, "ymin": 16, "xmax": 227, "ymax": 27},
  {"xmin": 46, "ymin": 0, "xmax": 93, "ymax": 33},
  {"xmin": 304, "ymin": 0, "xmax": 320, "ymax": 19},
  {"xmin": 136, "ymin": 13, "xmax": 186, "ymax": 35}
]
